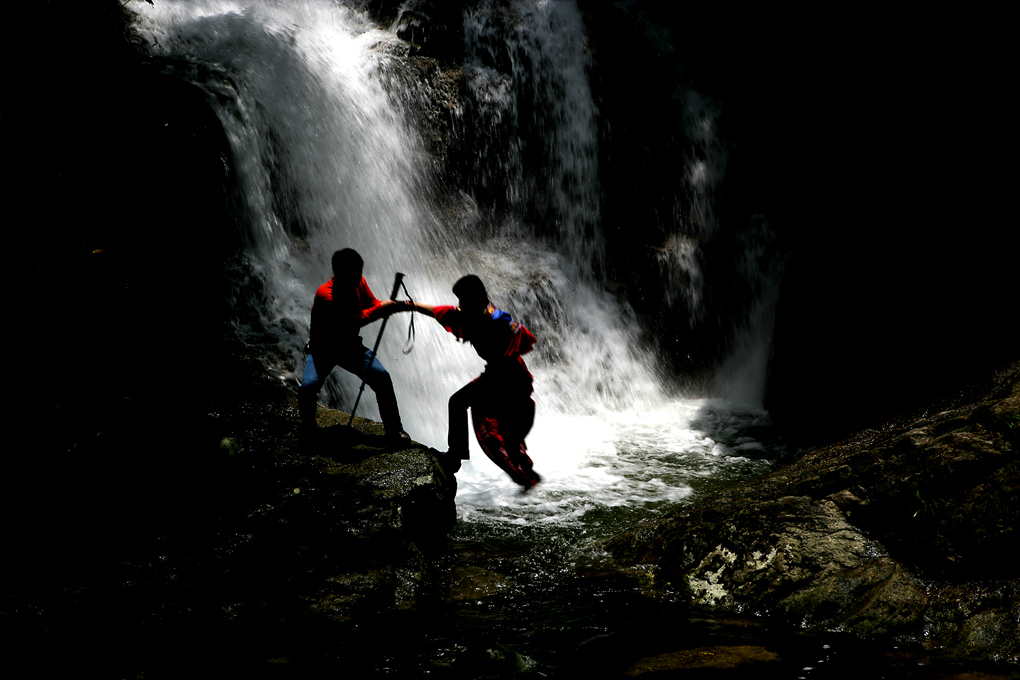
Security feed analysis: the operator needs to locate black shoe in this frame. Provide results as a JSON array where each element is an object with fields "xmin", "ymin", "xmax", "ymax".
[
  {"xmin": 385, "ymin": 430, "xmax": 412, "ymax": 447},
  {"xmin": 434, "ymin": 450, "xmax": 462, "ymax": 474}
]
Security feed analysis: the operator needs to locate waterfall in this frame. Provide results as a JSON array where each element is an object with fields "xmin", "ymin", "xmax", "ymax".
[
  {"xmin": 131, "ymin": 0, "xmax": 781, "ymax": 519},
  {"xmin": 460, "ymin": 0, "xmax": 603, "ymax": 275}
]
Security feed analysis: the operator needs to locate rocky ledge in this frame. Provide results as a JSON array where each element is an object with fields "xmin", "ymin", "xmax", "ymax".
[
  {"xmin": 286, "ymin": 407, "xmax": 459, "ymax": 621},
  {"xmin": 603, "ymin": 360, "xmax": 1020, "ymax": 666},
  {"xmin": 3, "ymin": 345, "xmax": 458, "ymax": 677}
]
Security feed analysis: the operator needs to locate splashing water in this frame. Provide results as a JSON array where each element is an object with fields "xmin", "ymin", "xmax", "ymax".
[{"xmin": 131, "ymin": 0, "xmax": 781, "ymax": 527}]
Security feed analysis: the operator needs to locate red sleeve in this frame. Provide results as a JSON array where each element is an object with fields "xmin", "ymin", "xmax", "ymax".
[
  {"xmin": 433, "ymin": 305, "xmax": 462, "ymax": 339},
  {"xmin": 506, "ymin": 325, "xmax": 536, "ymax": 357},
  {"xmin": 354, "ymin": 277, "xmax": 386, "ymax": 325}
]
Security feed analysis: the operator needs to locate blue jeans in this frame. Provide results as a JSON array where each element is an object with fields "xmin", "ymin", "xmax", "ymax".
[{"xmin": 299, "ymin": 344, "xmax": 402, "ymax": 433}]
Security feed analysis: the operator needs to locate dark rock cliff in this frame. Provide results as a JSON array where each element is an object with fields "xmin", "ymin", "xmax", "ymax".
[
  {"xmin": 604, "ymin": 360, "xmax": 1020, "ymax": 665},
  {"xmin": 1, "ymin": 343, "xmax": 457, "ymax": 676}
]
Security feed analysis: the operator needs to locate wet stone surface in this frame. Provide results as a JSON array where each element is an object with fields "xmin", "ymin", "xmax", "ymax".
[
  {"xmin": 604, "ymin": 361, "xmax": 1020, "ymax": 671},
  {"xmin": 5, "ymin": 344, "xmax": 1019, "ymax": 678}
]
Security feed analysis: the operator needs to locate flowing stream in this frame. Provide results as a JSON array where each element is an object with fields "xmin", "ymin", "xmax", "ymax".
[{"xmin": 129, "ymin": 1, "xmax": 810, "ymax": 675}]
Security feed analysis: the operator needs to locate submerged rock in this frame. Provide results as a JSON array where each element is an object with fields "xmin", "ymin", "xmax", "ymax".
[
  {"xmin": 604, "ymin": 360, "xmax": 1020, "ymax": 666},
  {"xmin": 625, "ymin": 645, "xmax": 781, "ymax": 676}
]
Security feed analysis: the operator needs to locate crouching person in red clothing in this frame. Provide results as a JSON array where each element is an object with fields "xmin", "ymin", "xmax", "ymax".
[{"xmin": 410, "ymin": 275, "xmax": 541, "ymax": 491}]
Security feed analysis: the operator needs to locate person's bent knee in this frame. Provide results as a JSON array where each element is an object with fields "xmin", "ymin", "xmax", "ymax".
[{"xmin": 366, "ymin": 369, "xmax": 394, "ymax": 392}]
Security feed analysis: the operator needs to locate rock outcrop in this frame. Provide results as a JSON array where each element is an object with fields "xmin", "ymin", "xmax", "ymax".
[
  {"xmin": 290, "ymin": 406, "xmax": 459, "ymax": 621},
  {"xmin": 604, "ymin": 360, "xmax": 1020, "ymax": 665},
  {"xmin": 1, "ymin": 345, "xmax": 459, "ymax": 676}
]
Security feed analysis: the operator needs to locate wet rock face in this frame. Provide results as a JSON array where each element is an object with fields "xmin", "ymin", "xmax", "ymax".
[
  {"xmin": 678, "ymin": 494, "xmax": 929, "ymax": 637},
  {"xmin": 626, "ymin": 645, "xmax": 781, "ymax": 676},
  {"xmin": 2, "ymin": 334, "xmax": 461, "ymax": 676},
  {"xmin": 604, "ymin": 361, "xmax": 1020, "ymax": 665},
  {"xmin": 299, "ymin": 433, "xmax": 459, "ymax": 622},
  {"xmin": 310, "ymin": 422, "xmax": 459, "ymax": 557}
]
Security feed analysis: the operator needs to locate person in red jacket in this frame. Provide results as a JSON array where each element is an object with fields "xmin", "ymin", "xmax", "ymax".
[
  {"xmin": 410, "ymin": 275, "xmax": 541, "ymax": 490},
  {"xmin": 299, "ymin": 248, "xmax": 413, "ymax": 441}
]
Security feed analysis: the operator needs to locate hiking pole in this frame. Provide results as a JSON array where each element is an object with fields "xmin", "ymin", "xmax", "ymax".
[{"xmin": 347, "ymin": 272, "xmax": 405, "ymax": 427}]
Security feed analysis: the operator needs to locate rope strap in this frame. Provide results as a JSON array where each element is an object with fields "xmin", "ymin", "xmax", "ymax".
[{"xmin": 400, "ymin": 278, "xmax": 416, "ymax": 355}]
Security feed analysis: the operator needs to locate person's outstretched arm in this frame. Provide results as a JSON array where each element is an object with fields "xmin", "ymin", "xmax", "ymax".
[
  {"xmin": 375, "ymin": 299, "xmax": 418, "ymax": 318},
  {"xmin": 408, "ymin": 301, "xmax": 436, "ymax": 317}
]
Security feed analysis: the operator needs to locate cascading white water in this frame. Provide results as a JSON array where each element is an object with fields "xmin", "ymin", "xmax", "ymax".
[
  {"xmin": 131, "ymin": 0, "xmax": 779, "ymax": 525},
  {"xmin": 462, "ymin": 0, "xmax": 603, "ymax": 274}
]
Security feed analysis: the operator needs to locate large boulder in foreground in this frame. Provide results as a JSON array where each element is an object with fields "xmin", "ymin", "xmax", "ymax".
[
  {"xmin": 603, "ymin": 360, "xmax": 1020, "ymax": 665},
  {"xmin": 1, "ymin": 344, "xmax": 459, "ymax": 676},
  {"xmin": 242, "ymin": 398, "xmax": 459, "ymax": 624}
]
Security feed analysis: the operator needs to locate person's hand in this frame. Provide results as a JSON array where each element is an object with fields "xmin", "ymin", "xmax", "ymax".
[{"xmin": 385, "ymin": 299, "xmax": 415, "ymax": 314}]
